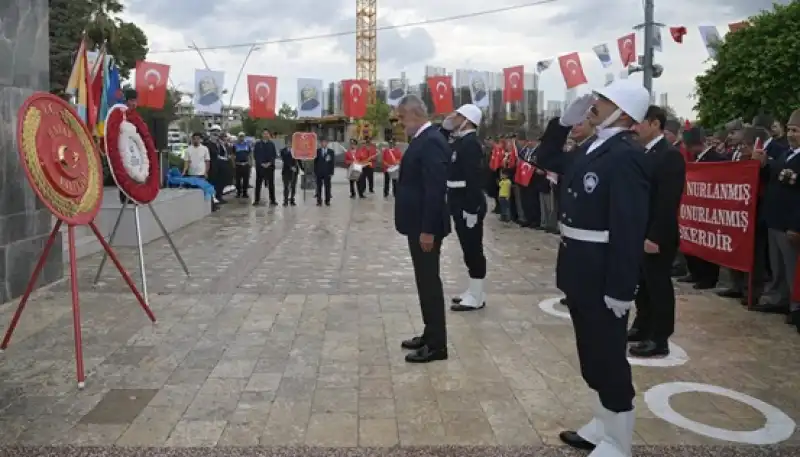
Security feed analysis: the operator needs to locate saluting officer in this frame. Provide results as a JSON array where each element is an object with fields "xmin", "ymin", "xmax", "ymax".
[
  {"xmin": 442, "ymin": 104, "xmax": 488, "ymax": 311},
  {"xmin": 536, "ymin": 79, "xmax": 651, "ymax": 457}
]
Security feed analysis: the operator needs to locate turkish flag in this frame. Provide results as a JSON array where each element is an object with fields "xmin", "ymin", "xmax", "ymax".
[
  {"xmin": 670, "ymin": 26, "xmax": 687, "ymax": 44},
  {"xmin": 135, "ymin": 61, "xmax": 170, "ymax": 109},
  {"xmin": 507, "ymin": 142, "xmax": 518, "ymax": 169},
  {"xmin": 342, "ymin": 79, "xmax": 369, "ymax": 118},
  {"xmin": 489, "ymin": 146, "xmax": 503, "ymax": 171},
  {"xmin": 514, "ymin": 162, "xmax": 535, "ymax": 187},
  {"xmin": 427, "ymin": 76, "xmax": 453, "ymax": 114},
  {"xmin": 503, "ymin": 65, "xmax": 524, "ymax": 103},
  {"xmin": 558, "ymin": 52, "xmax": 588, "ymax": 89},
  {"xmin": 617, "ymin": 33, "xmax": 636, "ymax": 67},
  {"xmin": 247, "ymin": 74, "xmax": 277, "ymax": 119},
  {"xmin": 729, "ymin": 21, "xmax": 749, "ymax": 33}
]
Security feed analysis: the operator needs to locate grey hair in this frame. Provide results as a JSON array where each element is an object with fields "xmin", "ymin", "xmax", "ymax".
[{"xmin": 397, "ymin": 94, "xmax": 428, "ymax": 118}]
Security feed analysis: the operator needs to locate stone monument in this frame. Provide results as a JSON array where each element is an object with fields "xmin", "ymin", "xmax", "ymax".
[{"xmin": 0, "ymin": 0, "xmax": 62, "ymax": 304}]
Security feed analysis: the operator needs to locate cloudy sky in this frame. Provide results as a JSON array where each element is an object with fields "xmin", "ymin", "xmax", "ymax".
[{"xmin": 121, "ymin": 0, "xmax": 784, "ymax": 118}]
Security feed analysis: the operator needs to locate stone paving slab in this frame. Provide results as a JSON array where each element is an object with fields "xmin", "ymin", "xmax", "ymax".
[
  {"xmin": 0, "ymin": 185, "xmax": 797, "ymax": 452},
  {"xmin": 1, "ymin": 445, "xmax": 799, "ymax": 457}
]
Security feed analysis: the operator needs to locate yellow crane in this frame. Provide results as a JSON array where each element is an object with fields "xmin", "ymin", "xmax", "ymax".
[{"xmin": 355, "ymin": 0, "xmax": 377, "ymax": 140}]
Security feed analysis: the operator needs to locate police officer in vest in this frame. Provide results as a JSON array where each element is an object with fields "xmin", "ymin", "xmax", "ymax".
[
  {"xmin": 442, "ymin": 104, "xmax": 488, "ymax": 312},
  {"xmin": 537, "ymin": 80, "xmax": 650, "ymax": 457}
]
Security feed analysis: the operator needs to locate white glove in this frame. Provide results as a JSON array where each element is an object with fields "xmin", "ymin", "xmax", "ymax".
[
  {"xmin": 560, "ymin": 94, "xmax": 595, "ymax": 126},
  {"xmin": 462, "ymin": 211, "xmax": 478, "ymax": 229},
  {"xmin": 604, "ymin": 295, "xmax": 632, "ymax": 318}
]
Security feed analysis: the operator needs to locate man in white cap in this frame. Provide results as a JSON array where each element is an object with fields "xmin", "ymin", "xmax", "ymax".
[
  {"xmin": 536, "ymin": 79, "xmax": 651, "ymax": 457},
  {"xmin": 442, "ymin": 104, "xmax": 489, "ymax": 312}
]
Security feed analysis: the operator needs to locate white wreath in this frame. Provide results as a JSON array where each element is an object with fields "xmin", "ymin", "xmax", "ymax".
[{"xmin": 118, "ymin": 117, "xmax": 150, "ymax": 183}]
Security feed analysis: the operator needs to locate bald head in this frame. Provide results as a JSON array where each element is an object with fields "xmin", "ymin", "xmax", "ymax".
[{"xmin": 396, "ymin": 94, "xmax": 429, "ymax": 136}]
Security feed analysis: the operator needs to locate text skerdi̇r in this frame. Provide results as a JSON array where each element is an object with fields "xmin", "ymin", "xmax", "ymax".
[{"xmin": 678, "ymin": 181, "xmax": 754, "ymax": 252}]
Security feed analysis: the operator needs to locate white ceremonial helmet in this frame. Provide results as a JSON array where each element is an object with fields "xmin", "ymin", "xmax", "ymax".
[
  {"xmin": 592, "ymin": 79, "xmax": 650, "ymax": 123},
  {"xmin": 455, "ymin": 103, "xmax": 482, "ymax": 126},
  {"xmin": 208, "ymin": 124, "xmax": 222, "ymax": 133}
]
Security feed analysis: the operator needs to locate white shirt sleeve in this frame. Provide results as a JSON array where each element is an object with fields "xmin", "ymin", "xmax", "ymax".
[{"xmin": 202, "ymin": 146, "xmax": 210, "ymax": 161}]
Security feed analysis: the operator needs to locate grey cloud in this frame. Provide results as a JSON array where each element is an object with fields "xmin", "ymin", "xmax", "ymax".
[
  {"xmin": 547, "ymin": 0, "xmax": 790, "ymax": 36},
  {"xmin": 335, "ymin": 17, "xmax": 436, "ymax": 70},
  {"xmin": 129, "ymin": 0, "xmax": 349, "ymax": 51}
]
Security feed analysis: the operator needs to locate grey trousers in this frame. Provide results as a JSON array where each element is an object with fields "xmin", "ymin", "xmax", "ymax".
[
  {"xmin": 762, "ymin": 229, "xmax": 800, "ymax": 310},
  {"xmin": 513, "ymin": 185, "xmax": 526, "ymax": 222},
  {"xmin": 539, "ymin": 192, "xmax": 557, "ymax": 230}
]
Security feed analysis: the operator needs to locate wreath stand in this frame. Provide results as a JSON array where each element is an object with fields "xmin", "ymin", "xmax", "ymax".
[
  {"xmin": 95, "ymin": 104, "xmax": 190, "ymax": 305},
  {"xmin": 92, "ymin": 200, "xmax": 190, "ymax": 302},
  {"xmin": 1, "ymin": 93, "xmax": 156, "ymax": 389}
]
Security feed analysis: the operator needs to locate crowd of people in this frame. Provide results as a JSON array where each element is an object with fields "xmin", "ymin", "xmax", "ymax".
[{"xmin": 480, "ymin": 106, "xmax": 800, "ymax": 338}]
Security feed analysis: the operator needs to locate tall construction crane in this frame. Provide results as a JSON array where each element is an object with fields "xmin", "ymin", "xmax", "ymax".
[{"xmin": 355, "ymin": 0, "xmax": 377, "ymax": 139}]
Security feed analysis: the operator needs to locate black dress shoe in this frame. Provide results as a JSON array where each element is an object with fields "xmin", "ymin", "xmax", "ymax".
[
  {"xmin": 558, "ymin": 431, "xmax": 596, "ymax": 451},
  {"xmin": 750, "ymin": 303, "xmax": 788, "ymax": 314},
  {"xmin": 717, "ymin": 288, "xmax": 743, "ymax": 299},
  {"xmin": 786, "ymin": 310, "xmax": 800, "ymax": 325},
  {"xmin": 325, "ymin": 201, "xmax": 331, "ymax": 206},
  {"xmin": 559, "ymin": 297, "xmax": 568, "ymax": 306},
  {"xmin": 405, "ymin": 345, "xmax": 448, "ymax": 363},
  {"xmin": 627, "ymin": 328, "xmax": 646, "ymax": 343},
  {"xmin": 451, "ymin": 295, "xmax": 463, "ymax": 304},
  {"xmin": 677, "ymin": 275, "xmax": 697, "ymax": 283},
  {"xmin": 693, "ymin": 282, "xmax": 716, "ymax": 290},
  {"xmin": 401, "ymin": 336, "xmax": 425, "ymax": 350},
  {"xmin": 629, "ymin": 340, "xmax": 670, "ymax": 358}
]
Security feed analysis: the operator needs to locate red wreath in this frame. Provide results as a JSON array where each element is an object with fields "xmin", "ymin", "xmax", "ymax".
[{"xmin": 105, "ymin": 106, "xmax": 160, "ymax": 204}]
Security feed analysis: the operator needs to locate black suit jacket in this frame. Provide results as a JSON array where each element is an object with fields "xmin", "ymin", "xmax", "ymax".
[
  {"xmin": 764, "ymin": 148, "xmax": 800, "ymax": 231},
  {"xmin": 395, "ymin": 124, "xmax": 451, "ymax": 237},
  {"xmin": 644, "ymin": 137, "xmax": 686, "ymax": 252},
  {"xmin": 279, "ymin": 147, "xmax": 299, "ymax": 176},
  {"xmin": 314, "ymin": 148, "xmax": 335, "ymax": 177}
]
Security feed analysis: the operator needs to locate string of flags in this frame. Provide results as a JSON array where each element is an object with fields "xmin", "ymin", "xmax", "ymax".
[
  {"xmin": 81, "ymin": 19, "xmax": 753, "ymax": 124},
  {"xmin": 534, "ymin": 21, "xmax": 750, "ymax": 89}
]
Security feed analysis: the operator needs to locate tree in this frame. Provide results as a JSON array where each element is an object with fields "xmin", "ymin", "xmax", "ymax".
[
  {"xmin": 364, "ymin": 100, "xmax": 392, "ymax": 129},
  {"xmin": 178, "ymin": 116, "xmax": 206, "ymax": 134},
  {"xmin": 49, "ymin": 0, "xmax": 149, "ymax": 94},
  {"xmin": 239, "ymin": 103, "xmax": 299, "ymax": 137},
  {"xmin": 694, "ymin": 2, "xmax": 800, "ymax": 128}
]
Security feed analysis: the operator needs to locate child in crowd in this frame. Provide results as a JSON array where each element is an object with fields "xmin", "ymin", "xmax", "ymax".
[{"xmin": 498, "ymin": 172, "xmax": 512, "ymax": 222}]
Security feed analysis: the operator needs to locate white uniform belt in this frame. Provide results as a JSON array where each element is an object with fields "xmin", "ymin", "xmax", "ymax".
[
  {"xmin": 559, "ymin": 223, "xmax": 609, "ymax": 243},
  {"xmin": 447, "ymin": 180, "xmax": 466, "ymax": 188}
]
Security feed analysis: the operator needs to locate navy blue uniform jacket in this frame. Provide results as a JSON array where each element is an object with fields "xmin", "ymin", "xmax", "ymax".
[
  {"xmin": 395, "ymin": 125, "xmax": 451, "ymax": 238},
  {"xmin": 314, "ymin": 148, "xmax": 336, "ymax": 177},
  {"xmin": 253, "ymin": 140, "xmax": 277, "ymax": 166},
  {"xmin": 279, "ymin": 147, "xmax": 298, "ymax": 177},
  {"xmin": 537, "ymin": 118, "xmax": 649, "ymax": 304},
  {"xmin": 447, "ymin": 132, "xmax": 486, "ymax": 214}
]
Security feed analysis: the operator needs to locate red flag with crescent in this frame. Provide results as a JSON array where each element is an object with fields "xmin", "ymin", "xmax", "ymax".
[
  {"xmin": 617, "ymin": 33, "xmax": 636, "ymax": 67},
  {"xmin": 342, "ymin": 79, "xmax": 369, "ymax": 118},
  {"xmin": 670, "ymin": 26, "xmax": 687, "ymax": 44},
  {"xmin": 489, "ymin": 145, "xmax": 503, "ymax": 171},
  {"xmin": 557, "ymin": 53, "xmax": 587, "ymax": 89},
  {"xmin": 134, "ymin": 61, "xmax": 170, "ymax": 109},
  {"xmin": 503, "ymin": 65, "xmax": 524, "ymax": 103},
  {"xmin": 426, "ymin": 75, "xmax": 453, "ymax": 114},
  {"xmin": 247, "ymin": 74, "xmax": 277, "ymax": 119},
  {"xmin": 514, "ymin": 161, "xmax": 535, "ymax": 187}
]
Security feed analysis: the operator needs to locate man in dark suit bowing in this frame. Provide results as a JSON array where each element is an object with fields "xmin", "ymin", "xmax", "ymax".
[
  {"xmin": 627, "ymin": 106, "xmax": 686, "ymax": 358},
  {"xmin": 394, "ymin": 94, "xmax": 451, "ymax": 363},
  {"xmin": 314, "ymin": 138, "xmax": 335, "ymax": 206}
]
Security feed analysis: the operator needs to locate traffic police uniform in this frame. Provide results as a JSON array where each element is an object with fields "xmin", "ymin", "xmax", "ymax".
[
  {"xmin": 538, "ymin": 80, "xmax": 651, "ymax": 457},
  {"xmin": 443, "ymin": 104, "xmax": 488, "ymax": 311}
]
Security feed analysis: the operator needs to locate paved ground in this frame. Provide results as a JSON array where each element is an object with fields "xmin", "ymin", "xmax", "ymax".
[{"xmin": 0, "ymin": 176, "xmax": 799, "ymax": 456}]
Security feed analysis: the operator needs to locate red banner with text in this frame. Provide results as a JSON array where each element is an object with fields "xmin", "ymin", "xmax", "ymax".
[{"xmin": 678, "ymin": 161, "xmax": 760, "ymax": 272}]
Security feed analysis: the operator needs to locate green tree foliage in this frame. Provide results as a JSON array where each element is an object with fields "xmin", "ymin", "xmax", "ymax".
[
  {"xmin": 239, "ymin": 103, "xmax": 300, "ymax": 136},
  {"xmin": 364, "ymin": 100, "xmax": 392, "ymax": 128},
  {"xmin": 694, "ymin": 2, "xmax": 800, "ymax": 128},
  {"xmin": 49, "ymin": 0, "xmax": 149, "ymax": 94}
]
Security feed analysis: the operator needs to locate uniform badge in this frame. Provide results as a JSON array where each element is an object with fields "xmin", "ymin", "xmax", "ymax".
[{"xmin": 583, "ymin": 172, "xmax": 598, "ymax": 194}]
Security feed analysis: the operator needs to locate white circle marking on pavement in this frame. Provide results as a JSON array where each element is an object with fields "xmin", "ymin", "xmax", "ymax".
[
  {"xmin": 535, "ymin": 297, "xmax": 690, "ymax": 367},
  {"xmin": 644, "ymin": 382, "xmax": 796, "ymax": 445},
  {"xmin": 537, "ymin": 297, "xmax": 572, "ymax": 319}
]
